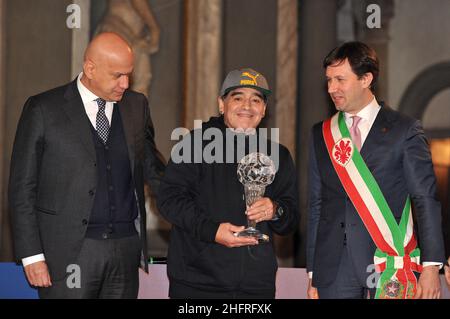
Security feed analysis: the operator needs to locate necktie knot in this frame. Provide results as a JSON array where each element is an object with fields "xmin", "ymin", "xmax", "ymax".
[
  {"xmin": 351, "ymin": 115, "xmax": 362, "ymax": 129},
  {"xmin": 95, "ymin": 98, "xmax": 106, "ymax": 110},
  {"xmin": 350, "ymin": 115, "xmax": 362, "ymax": 151}
]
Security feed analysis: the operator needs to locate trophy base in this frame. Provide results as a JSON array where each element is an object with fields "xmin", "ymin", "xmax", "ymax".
[{"xmin": 235, "ymin": 228, "xmax": 269, "ymax": 243}]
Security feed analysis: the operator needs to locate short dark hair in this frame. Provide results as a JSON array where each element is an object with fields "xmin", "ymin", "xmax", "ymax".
[
  {"xmin": 323, "ymin": 41, "xmax": 379, "ymax": 93},
  {"xmin": 221, "ymin": 89, "xmax": 268, "ymax": 104}
]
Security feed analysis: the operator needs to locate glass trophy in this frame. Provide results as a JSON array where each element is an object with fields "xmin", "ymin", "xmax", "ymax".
[{"xmin": 236, "ymin": 152, "xmax": 276, "ymax": 243}]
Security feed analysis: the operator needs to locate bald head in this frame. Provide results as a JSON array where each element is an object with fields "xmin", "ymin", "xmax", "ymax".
[
  {"xmin": 81, "ymin": 32, "xmax": 134, "ymax": 102},
  {"xmin": 84, "ymin": 32, "xmax": 133, "ymax": 65}
]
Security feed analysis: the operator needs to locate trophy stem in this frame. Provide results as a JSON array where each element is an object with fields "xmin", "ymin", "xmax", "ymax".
[{"xmin": 236, "ymin": 184, "xmax": 269, "ymax": 243}]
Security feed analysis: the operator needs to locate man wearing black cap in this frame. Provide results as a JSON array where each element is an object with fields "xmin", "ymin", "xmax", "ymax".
[{"xmin": 157, "ymin": 68, "xmax": 299, "ymax": 298}]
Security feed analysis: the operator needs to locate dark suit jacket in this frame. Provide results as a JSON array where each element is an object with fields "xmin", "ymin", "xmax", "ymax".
[
  {"xmin": 8, "ymin": 79, "xmax": 165, "ymax": 280},
  {"xmin": 307, "ymin": 106, "xmax": 445, "ymax": 288}
]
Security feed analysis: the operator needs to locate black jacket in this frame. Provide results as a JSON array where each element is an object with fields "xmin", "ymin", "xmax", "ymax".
[{"xmin": 157, "ymin": 116, "xmax": 299, "ymax": 294}]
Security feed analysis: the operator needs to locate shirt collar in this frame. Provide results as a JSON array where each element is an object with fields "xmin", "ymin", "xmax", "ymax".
[
  {"xmin": 344, "ymin": 97, "xmax": 380, "ymax": 123},
  {"xmin": 229, "ymin": 127, "xmax": 257, "ymax": 136},
  {"xmin": 77, "ymin": 72, "xmax": 100, "ymax": 105}
]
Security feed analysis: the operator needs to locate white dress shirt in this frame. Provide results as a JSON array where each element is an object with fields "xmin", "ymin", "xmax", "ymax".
[
  {"xmin": 343, "ymin": 97, "xmax": 381, "ymax": 148},
  {"xmin": 22, "ymin": 73, "xmax": 113, "ymax": 267},
  {"xmin": 77, "ymin": 72, "xmax": 114, "ymax": 127}
]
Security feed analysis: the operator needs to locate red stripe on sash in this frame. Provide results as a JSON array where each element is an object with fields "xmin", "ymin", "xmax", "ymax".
[{"xmin": 323, "ymin": 119, "xmax": 397, "ymax": 256}]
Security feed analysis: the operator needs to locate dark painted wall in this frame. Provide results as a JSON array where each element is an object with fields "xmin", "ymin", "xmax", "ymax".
[
  {"xmin": 2, "ymin": 0, "xmax": 73, "ymax": 260},
  {"xmin": 223, "ymin": 0, "xmax": 278, "ymax": 126}
]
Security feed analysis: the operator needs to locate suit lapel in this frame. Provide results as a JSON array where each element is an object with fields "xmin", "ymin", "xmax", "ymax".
[
  {"xmin": 60, "ymin": 81, "xmax": 137, "ymax": 172},
  {"xmin": 61, "ymin": 81, "xmax": 96, "ymax": 160},
  {"xmin": 117, "ymin": 97, "xmax": 136, "ymax": 174},
  {"xmin": 360, "ymin": 106, "xmax": 394, "ymax": 160}
]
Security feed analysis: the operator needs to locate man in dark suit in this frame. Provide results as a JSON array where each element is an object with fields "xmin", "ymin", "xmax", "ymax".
[
  {"xmin": 8, "ymin": 32, "xmax": 165, "ymax": 298},
  {"xmin": 306, "ymin": 41, "xmax": 445, "ymax": 299}
]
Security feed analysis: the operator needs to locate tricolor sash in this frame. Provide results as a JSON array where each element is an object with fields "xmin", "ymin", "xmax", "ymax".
[{"xmin": 322, "ymin": 112, "xmax": 422, "ymax": 299}]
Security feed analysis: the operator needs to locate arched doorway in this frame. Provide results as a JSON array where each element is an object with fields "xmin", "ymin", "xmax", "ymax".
[{"xmin": 399, "ymin": 62, "xmax": 450, "ymax": 121}]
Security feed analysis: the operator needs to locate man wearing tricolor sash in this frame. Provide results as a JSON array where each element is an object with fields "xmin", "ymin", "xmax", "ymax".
[{"xmin": 306, "ymin": 41, "xmax": 445, "ymax": 299}]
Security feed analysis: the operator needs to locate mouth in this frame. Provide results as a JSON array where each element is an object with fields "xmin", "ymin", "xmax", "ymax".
[
  {"xmin": 331, "ymin": 95, "xmax": 344, "ymax": 104},
  {"xmin": 236, "ymin": 112, "xmax": 255, "ymax": 118},
  {"xmin": 110, "ymin": 92, "xmax": 125, "ymax": 102}
]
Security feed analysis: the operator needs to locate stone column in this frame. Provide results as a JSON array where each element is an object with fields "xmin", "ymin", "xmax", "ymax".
[
  {"xmin": 353, "ymin": 0, "xmax": 395, "ymax": 102},
  {"xmin": 71, "ymin": 0, "xmax": 91, "ymax": 78},
  {"xmin": 183, "ymin": 0, "xmax": 223, "ymax": 130},
  {"xmin": 296, "ymin": 0, "xmax": 338, "ymax": 267},
  {"xmin": 0, "ymin": 0, "xmax": 6, "ymax": 260},
  {"xmin": 273, "ymin": 0, "xmax": 298, "ymax": 267},
  {"xmin": 276, "ymin": 0, "xmax": 298, "ymax": 155}
]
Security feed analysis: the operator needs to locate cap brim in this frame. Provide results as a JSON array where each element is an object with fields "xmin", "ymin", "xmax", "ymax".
[{"xmin": 223, "ymin": 85, "xmax": 271, "ymax": 97}]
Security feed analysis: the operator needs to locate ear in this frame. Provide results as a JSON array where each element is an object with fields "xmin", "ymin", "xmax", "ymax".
[
  {"xmin": 262, "ymin": 104, "xmax": 267, "ymax": 118},
  {"xmin": 361, "ymin": 72, "xmax": 373, "ymax": 89},
  {"xmin": 83, "ymin": 59, "xmax": 96, "ymax": 79},
  {"xmin": 218, "ymin": 97, "xmax": 224, "ymax": 115}
]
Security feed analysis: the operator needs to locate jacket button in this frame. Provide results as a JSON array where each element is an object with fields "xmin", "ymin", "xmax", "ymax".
[
  {"xmin": 340, "ymin": 222, "xmax": 345, "ymax": 228},
  {"xmin": 88, "ymin": 190, "xmax": 94, "ymax": 196},
  {"xmin": 82, "ymin": 219, "xmax": 88, "ymax": 226}
]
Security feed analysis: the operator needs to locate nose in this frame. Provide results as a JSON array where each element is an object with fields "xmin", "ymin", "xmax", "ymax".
[
  {"xmin": 243, "ymin": 98, "xmax": 251, "ymax": 109},
  {"xmin": 119, "ymin": 75, "xmax": 129, "ymax": 90},
  {"xmin": 328, "ymin": 79, "xmax": 337, "ymax": 94}
]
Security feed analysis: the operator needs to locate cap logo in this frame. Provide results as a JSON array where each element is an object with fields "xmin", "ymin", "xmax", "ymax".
[{"xmin": 240, "ymin": 72, "xmax": 260, "ymax": 86}]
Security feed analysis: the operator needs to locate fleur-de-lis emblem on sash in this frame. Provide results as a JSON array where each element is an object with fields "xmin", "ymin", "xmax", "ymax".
[{"xmin": 332, "ymin": 138, "xmax": 353, "ymax": 166}]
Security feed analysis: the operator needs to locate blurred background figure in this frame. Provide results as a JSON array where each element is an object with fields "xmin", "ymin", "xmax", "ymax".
[
  {"xmin": 95, "ymin": 0, "xmax": 164, "ymax": 257},
  {"xmin": 96, "ymin": 0, "xmax": 160, "ymax": 97}
]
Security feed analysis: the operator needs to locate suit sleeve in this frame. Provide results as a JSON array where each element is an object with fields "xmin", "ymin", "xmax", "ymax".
[
  {"xmin": 156, "ymin": 133, "xmax": 220, "ymax": 243},
  {"xmin": 268, "ymin": 148, "xmax": 299, "ymax": 236},
  {"xmin": 403, "ymin": 120, "xmax": 445, "ymax": 264},
  {"xmin": 306, "ymin": 129, "xmax": 322, "ymax": 273},
  {"xmin": 8, "ymin": 97, "xmax": 45, "ymax": 261},
  {"xmin": 142, "ymin": 97, "xmax": 166, "ymax": 195}
]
